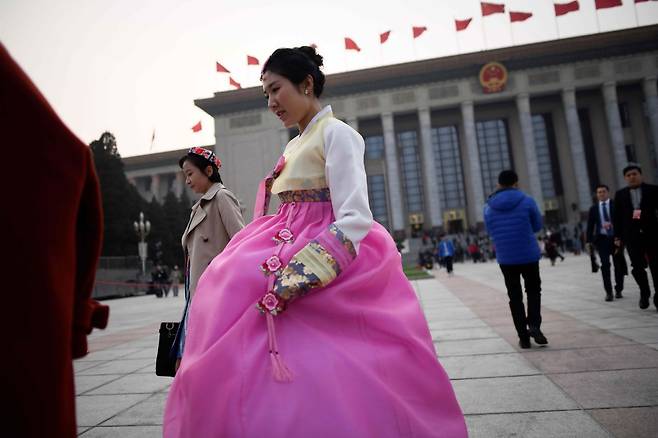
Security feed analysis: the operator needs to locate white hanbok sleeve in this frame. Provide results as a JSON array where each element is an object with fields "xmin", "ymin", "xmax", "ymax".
[{"xmin": 323, "ymin": 120, "xmax": 373, "ymax": 253}]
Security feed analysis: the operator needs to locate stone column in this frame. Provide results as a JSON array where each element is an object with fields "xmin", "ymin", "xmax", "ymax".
[
  {"xmin": 460, "ymin": 101, "xmax": 485, "ymax": 224},
  {"xmin": 561, "ymin": 88, "xmax": 591, "ymax": 213},
  {"xmin": 150, "ymin": 174, "xmax": 161, "ymax": 203},
  {"xmin": 346, "ymin": 117, "xmax": 359, "ymax": 131},
  {"xmin": 602, "ymin": 81, "xmax": 627, "ymax": 187},
  {"xmin": 381, "ymin": 112, "xmax": 405, "ymax": 232},
  {"xmin": 643, "ymin": 76, "xmax": 658, "ymax": 169},
  {"xmin": 175, "ymin": 172, "xmax": 185, "ymax": 198},
  {"xmin": 516, "ymin": 93, "xmax": 545, "ymax": 212},
  {"xmin": 418, "ymin": 108, "xmax": 442, "ymax": 228},
  {"xmin": 279, "ymin": 128, "xmax": 291, "ymax": 153}
]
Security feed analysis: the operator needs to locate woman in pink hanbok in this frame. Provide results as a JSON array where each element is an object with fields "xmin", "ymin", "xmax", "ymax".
[{"xmin": 163, "ymin": 46, "xmax": 467, "ymax": 438}]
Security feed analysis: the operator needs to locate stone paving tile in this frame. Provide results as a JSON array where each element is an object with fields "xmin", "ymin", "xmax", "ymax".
[
  {"xmin": 434, "ymin": 338, "xmax": 516, "ymax": 357},
  {"xmin": 581, "ymin": 316, "xmax": 658, "ymax": 331},
  {"xmin": 75, "ymin": 360, "xmax": 106, "ymax": 373},
  {"xmin": 79, "ymin": 425, "xmax": 162, "ymax": 437},
  {"xmin": 75, "ymin": 374, "xmax": 123, "ymax": 395},
  {"xmin": 453, "ymin": 375, "xmax": 579, "ymax": 415},
  {"xmin": 550, "ymin": 369, "xmax": 658, "ymax": 409},
  {"xmin": 77, "ymin": 348, "xmax": 142, "ymax": 362},
  {"xmin": 77, "ymin": 358, "xmax": 155, "ymax": 376},
  {"xmin": 588, "ymin": 406, "xmax": 658, "ymax": 438},
  {"xmin": 103, "ymin": 393, "xmax": 167, "ymax": 426},
  {"xmin": 76, "ymin": 394, "xmax": 152, "ymax": 427},
  {"xmin": 431, "ymin": 326, "xmax": 499, "ymax": 342},
  {"xmin": 85, "ymin": 373, "xmax": 171, "ymax": 395},
  {"xmin": 123, "ymin": 346, "xmax": 159, "ymax": 360},
  {"xmin": 610, "ymin": 326, "xmax": 658, "ymax": 344},
  {"xmin": 427, "ymin": 318, "xmax": 488, "ymax": 330},
  {"xmin": 440, "ymin": 353, "xmax": 539, "ymax": 379},
  {"xmin": 465, "ymin": 410, "xmax": 611, "ymax": 438},
  {"xmin": 526, "ymin": 329, "xmax": 635, "ymax": 350},
  {"xmin": 522, "ymin": 344, "xmax": 658, "ymax": 373}
]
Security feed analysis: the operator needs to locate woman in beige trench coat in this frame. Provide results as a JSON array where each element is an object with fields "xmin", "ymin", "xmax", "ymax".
[{"xmin": 173, "ymin": 147, "xmax": 245, "ymax": 367}]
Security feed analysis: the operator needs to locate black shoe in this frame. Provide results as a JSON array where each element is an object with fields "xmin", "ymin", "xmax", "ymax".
[
  {"xmin": 605, "ymin": 294, "xmax": 613, "ymax": 302},
  {"xmin": 519, "ymin": 338, "xmax": 531, "ymax": 349},
  {"xmin": 615, "ymin": 291, "xmax": 623, "ymax": 299},
  {"xmin": 529, "ymin": 328, "xmax": 548, "ymax": 345},
  {"xmin": 640, "ymin": 297, "xmax": 650, "ymax": 309}
]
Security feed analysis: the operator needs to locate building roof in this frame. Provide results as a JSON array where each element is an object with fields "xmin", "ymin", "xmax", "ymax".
[{"xmin": 195, "ymin": 25, "xmax": 658, "ymax": 117}]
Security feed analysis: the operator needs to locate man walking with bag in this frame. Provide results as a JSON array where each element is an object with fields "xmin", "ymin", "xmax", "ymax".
[{"xmin": 484, "ymin": 170, "xmax": 548, "ymax": 349}]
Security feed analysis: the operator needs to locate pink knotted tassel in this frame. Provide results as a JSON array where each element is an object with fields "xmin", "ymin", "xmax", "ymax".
[{"xmin": 266, "ymin": 313, "xmax": 293, "ymax": 382}]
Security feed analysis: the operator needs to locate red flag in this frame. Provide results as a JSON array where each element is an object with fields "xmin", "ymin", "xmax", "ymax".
[
  {"xmin": 216, "ymin": 62, "xmax": 230, "ymax": 73},
  {"xmin": 595, "ymin": 0, "xmax": 622, "ymax": 8},
  {"xmin": 481, "ymin": 2, "xmax": 505, "ymax": 16},
  {"xmin": 455, "ymin": 18, "xmax": 472, "ymax": 32},
  {"xmin": 191, "ymin": 121, "xmax": 202, "ymax": 133},
  {"xmin": 380, "ymin": 30, "xmax": 391, "ymax": 44},
  {"xmin": 247, "ymin": 55, "xmax": 259, "ymax": 65},
  {"xmin": 344, "ymin": 37, "xmax": 361, "ymax": 52},
  {"xmin": 554, "ymin": 1, "xmax": 579, "ymax": 16},
  {"xmin": 509, "ymin": 11, "xmax": 533, "ymax": 22},
  {"xmin": 455, "ymin": 18, "xmax": 472, "ymax": 31},
  {"xmin": 229, "ymin": 77, "xmax": 241, "ymax": 89},
  {"xmin": 412, "ymin": 26, "xmax": 427, "ymax": 38},
  {"xmin": 634, "ymin": 0, "xmax": 656, "ymax": 3}
]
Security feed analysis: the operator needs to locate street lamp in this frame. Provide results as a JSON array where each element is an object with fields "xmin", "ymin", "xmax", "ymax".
[{"xmin": 133, "ymin": 211, "xmax": 151, "ymax": 275}]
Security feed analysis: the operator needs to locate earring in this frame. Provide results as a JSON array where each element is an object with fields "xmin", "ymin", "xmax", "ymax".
[{"xmin": 304, "ymin": 89, "xmax": 309, "ymax": 95}]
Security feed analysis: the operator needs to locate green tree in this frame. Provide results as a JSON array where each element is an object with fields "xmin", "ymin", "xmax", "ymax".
[
  {"xmin": 90, "ymin": 132, "xmax": 143, "ymax": 256},
  {"xmin": 162, "ymin": 190, "xmax": 190, "ymax": 268}
]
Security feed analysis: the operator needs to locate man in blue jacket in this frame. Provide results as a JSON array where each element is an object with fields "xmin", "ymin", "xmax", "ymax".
[{"xmin": 484, "ymin": 170, "xmax": 548, "ymax": 349}]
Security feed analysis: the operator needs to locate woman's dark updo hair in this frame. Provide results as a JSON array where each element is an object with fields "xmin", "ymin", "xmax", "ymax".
[
  {"xmin": 261, "ymin": 46, "xmax": 325, "ymax": 97},
  {"xmin": 178, "ymin": 153, "xmax": 223, "ymax": 184}
]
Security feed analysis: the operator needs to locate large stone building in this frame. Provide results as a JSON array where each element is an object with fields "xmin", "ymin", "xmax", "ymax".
[{"xmin": 126, "ymin": 25, "xmax": 658, "ymax": 239}]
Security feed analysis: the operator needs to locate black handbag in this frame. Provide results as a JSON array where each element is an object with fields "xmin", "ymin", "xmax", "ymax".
[{"xmin": 156, "ymin": 321, "xmax": 180, "ymax": 377}]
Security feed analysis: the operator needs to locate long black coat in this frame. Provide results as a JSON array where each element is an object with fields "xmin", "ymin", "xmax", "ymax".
[{"xmin": 613, "ymin": 183, "xmax": 658, "ymax": 244}]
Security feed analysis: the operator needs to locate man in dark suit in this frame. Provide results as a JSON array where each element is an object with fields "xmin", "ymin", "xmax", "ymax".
[
  {"xmin": 586, "ymin": 184, "xmax": 627, "ymax": 301},
  {"xmin": 613, "ymin": 164, "xmax": 658, "ymax": 311}
]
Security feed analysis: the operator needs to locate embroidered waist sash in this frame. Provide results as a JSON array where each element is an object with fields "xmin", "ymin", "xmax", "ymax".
[{"xmin": 278, "ymin": 188, "xmax": 331, "ymax": 203}]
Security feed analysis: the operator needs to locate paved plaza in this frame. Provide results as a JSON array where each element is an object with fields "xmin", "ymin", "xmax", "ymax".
[{"xmin": 75, "ymin": 255, "xmax": 658, "ymax": 437}]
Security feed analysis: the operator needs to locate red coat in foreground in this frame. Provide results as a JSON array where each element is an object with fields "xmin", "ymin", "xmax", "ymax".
[{"xmin": 0, "ymin": 43, "xmax": 109, "ymax": 437}]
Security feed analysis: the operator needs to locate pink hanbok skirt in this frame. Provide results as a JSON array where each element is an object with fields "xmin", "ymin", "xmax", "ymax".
[{"xmin": 163, "ymin": 199, "xmax": 467, "ymax": 437}]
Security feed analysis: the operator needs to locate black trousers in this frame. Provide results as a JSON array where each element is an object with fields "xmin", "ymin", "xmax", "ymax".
[
  {"xmin": 626, "ymin": 237, "xmax": 658, "ymax": 301},
  {"xmin": 500, "ymin": 262, "xmax": 542, "ymax": 339},
  {"xmin": 594, "ymin": 236, "xmax": 626, "ymax": 295},
  {"xmin": 444, "ymin": 256, "xmax": 453, "ymax": 273}
]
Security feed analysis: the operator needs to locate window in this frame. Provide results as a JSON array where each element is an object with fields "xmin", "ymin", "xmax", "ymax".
[
  {"xmin": 367, "ymin": 175, "xmax": 389, "ymax": 229},
  {"xmin": 431, "ymin": 125, "xmax": 466, "ymax": 209},
  {"xmin": 397, "ymin": 130, "xmax": 425, "ymax": 214},
  {"xmin": 532, "ymin": 114, "xmax": 557, "ymax": 198},
  {"xmin": 365, "ymin": 135, "xmax": 385, "ymax": 160},
  {"xmin": 475, "ymin": 119, "xmax": 512, "ymax": 197}
]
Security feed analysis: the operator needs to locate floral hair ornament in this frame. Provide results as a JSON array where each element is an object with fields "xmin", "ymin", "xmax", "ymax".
[{"xmin": 188, "ymin": 147, "xmax": 222, "ymax": 169}]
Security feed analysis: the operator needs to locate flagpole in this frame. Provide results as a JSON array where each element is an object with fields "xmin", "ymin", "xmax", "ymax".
[
  {"xmin": 480, "ymin": 15, "xmax": 488, "ymax": 51},
  {"xmin": 632, "ymin": 2, "xmax": 640, "ymax": 27},
  {"xmin": 594, "ymin": 8, "xmax": 601, "ymax": 33},
  {"xmin": 553, "ymin": 11, "xmax": 560, "ymax": 40},
  {"xmin": 453, "ymin": 16, "xmax": 461, "ymax": 54}
]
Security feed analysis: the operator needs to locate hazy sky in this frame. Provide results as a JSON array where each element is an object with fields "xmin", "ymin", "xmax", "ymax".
[{"xmin": 1, "ymin": 0, "xmax": 657, "ymax": 157}]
